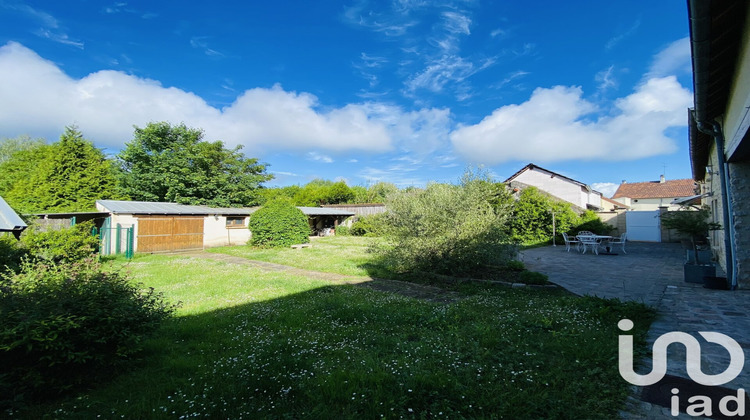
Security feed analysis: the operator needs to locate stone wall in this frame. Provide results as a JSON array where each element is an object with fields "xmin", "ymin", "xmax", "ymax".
[
  {"xmin": 729, "ymin": 160, "xmax": 750, "ymax": 285},
  {"xmin": 597, "ymin": 210, "xmax": 626, "ymax": 234}
]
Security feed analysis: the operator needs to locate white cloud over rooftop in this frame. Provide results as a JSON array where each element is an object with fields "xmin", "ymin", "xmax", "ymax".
[{"xmin": 450, "ymin": 76, "xmax": 692, "ymax": 164}]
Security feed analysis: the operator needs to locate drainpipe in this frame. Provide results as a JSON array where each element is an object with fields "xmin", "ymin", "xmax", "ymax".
[{"xmin": 696, "ymin": 121, "xmax": 737, "ymax": 290}]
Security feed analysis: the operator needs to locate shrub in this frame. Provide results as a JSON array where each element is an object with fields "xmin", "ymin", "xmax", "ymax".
[
  {"xmin": 349, "ymin": 214, "xmax": 383, "ymax": 236},
  {"xmin": 335, "ymin": 224, "xmax": 351, "ymax": 236},
  {"xmin": 0, "ymin": 235, "xmax": 28, "ymax": 273},
  {"xmin": 519, "ymin": 270, "xmax": 549, "ymax": 285},
  {"xmin": 20, "ymin": 221, "xmax": 99, "ymax": 263},
  {"xmin": 375, "ymin": 169, "xmax": 516, "ymax": 277},
  {"xmin": 248, "ymin": 199, "xmax": 310, "ymax": 247},
  {"xmin": 510, "ymin": 187, "xmax": 580, "ymax": 245},
  {"xmin": 0, "ymin": 259, "xmax": 177, "ymax": 406},
  {"xmin": 573, "ymin": 211, "xmax": 614, "ymax": 235},
  {"xmin": 505, "ymin": 260, "xmax": 525, "ymax": 271}
]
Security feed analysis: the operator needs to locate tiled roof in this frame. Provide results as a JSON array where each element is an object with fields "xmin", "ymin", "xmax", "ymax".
[
  {"xmin": 611, "ymin": 179, "xmax": 696, "ymax": 199},
  {"xmin": 601, "ymin": 196, "xmax": 630, "ymax": 209}
]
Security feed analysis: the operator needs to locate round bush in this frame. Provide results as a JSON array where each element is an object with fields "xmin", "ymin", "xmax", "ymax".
[{"xmin": 248, "ymin": 199, "xmax": 310, "ymax": 247}]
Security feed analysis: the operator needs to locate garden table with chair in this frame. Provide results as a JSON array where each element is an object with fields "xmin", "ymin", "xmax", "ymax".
[{"xmin": 576, "ymin": 233, "xmax": 616, "ymax": 255}]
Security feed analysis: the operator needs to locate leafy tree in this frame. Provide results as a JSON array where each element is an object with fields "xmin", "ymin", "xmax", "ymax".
[
  {"xmin": 367, "ymin": 181, "xmax": 398, "ymax": 203},
  {"xmin": 257, "ymin": 185, "xmax": 301, "ymax": 205},
  {"xmin": 292, "ymin": 179, "xmax": 333, "ymax": 206},
  {"xmin": 351, "ymin": 185, "xmax": 369, "ymax": 203},
  {"xmin": 0, "ymin": 141, "xmax": 53, "ymax": 209},
  {"xmin": 116, "ymin": 122, "xmax": 273, "ymax": 207},
  {"xmin": 327, "ymin": 181, "xmax": 354, "ymax": 204},
  {"xmin": 375, "ymin": 169, "xmax": 516, "ymax": 276},
  {"xmin": 291, "ymin": 179, "xmax": 356, "ymax": 206},
  {"xmin": 509, "ymin": 187, "xmax": 584, "ymax": 244},
  {"xmin": 0, "ymin": 127, "xmax": 118, "ymax": 213},
  {"xmin": 0, "ymin": 135, "xmax": 46, "ymax": 165},
  {"xmin": 509, "ymin": 187, "xmax": 554, "ymax": 244}
]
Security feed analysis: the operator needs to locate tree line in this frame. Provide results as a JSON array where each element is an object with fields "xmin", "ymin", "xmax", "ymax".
[{"xmin": 0, "ymin": 122, "xmax": 406, "ymax": 214}]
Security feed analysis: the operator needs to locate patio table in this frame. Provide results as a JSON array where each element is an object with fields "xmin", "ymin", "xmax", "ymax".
[{"xmin": 577, "ymin": 234, "xmax": 616, "ymax": 255}]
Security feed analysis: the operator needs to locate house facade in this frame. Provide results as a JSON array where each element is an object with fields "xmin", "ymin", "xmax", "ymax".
[
  {"xmin": 611, "ymin": 177, "xmax": 697, "ymax": 211},
  {"xmin": 505, "ymin": 163, "xmax": 603, "ymax": 211},
  {"xmin": 687, "ymin": 0, "xmax": 750, "ymax": 288}
]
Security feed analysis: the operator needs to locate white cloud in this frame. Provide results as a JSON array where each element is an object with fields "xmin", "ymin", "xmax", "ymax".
[
  {"xmin": 3, "ymin": 2, "xmax": 59, "ymax": 28},
  {"xmin": 450, "ymin": 76, "xmax": 692, "ymax": 164},
  {"xmin": 647, "ymin": 37, "xmax": 691, "ymax": 78},
  {"xmin": 0, "ymin": 42, "xmax": 452, "ymax": 155},
  {"xmin": 605, "ymin": 19, "xmax": 641, "ymax": 50},
  {"xmin": 595, "ymin": 65, "xmax": 616, "ymax": 91},
  {"xmin": 442, "ymin": 11, "xmax": 471, "ymax": 35},
  {"xmin": 190, "ymin": 37, "xmax": 223, "ymax": 57},
  {"xmin": 307, "ymin": 152, "xmax": 334, "ymax": 163},
  {"xmin": 3, "ymin": 2, "xmax": 83, "ymax": 48},
  {"xmin": 591, "ymin": 182, "xmax": 619, "ymax": 198},
  {"xmin": 405, "ymin": 55, "xmax": 494, "ymax": 98},
  {"xmin": 490, "ymin": 28, "xmax": 507, "ymax": 38},
  {"xmin": 35, "ymin": 28, "xmax": 84, "ymax": 49}
]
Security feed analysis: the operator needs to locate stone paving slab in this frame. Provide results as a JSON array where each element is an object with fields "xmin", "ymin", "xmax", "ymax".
[{"xmin": 521, "ymin": 242, "xmax": 750, "ymax": 419}]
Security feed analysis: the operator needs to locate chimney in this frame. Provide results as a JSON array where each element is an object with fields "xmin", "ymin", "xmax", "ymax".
[
  {"xmin": 621, "ymin": 180, "xmax": 626, "ymax": 184},
  {"xmin": 660, "ymin": 175, "xmax": 665, "ymax": 183}
]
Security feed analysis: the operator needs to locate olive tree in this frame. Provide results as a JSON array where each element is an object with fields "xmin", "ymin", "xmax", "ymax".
[{"xmin": 375, "ymin": 170, "xmax": 516, "ymax": 276}]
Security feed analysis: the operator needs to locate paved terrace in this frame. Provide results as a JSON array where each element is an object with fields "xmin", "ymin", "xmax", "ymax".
[{"xmin": 521, "ymin": 242, "xmax": 750, "ymax": 419}]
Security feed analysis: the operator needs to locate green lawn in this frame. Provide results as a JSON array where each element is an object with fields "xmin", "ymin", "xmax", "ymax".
[
  {"xmin": 208, "ymin": 236, "xmax": 383, "ymax": 277},
  {"xmin": 18, "ymin": 242, "xmax": 654, "ymax": 419}
]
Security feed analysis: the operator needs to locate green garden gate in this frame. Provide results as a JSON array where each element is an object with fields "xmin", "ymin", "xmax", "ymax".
[{"xmin": 98, "ymin": 218, "xmax": 134, "ymax": 259}]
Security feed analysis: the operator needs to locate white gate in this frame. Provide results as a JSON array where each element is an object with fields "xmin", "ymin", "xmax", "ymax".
[{"xmin": 625, "ymin": 210, "xmax": 661, "ymax": 242}]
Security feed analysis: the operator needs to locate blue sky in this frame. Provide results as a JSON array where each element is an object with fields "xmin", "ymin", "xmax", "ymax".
[{"xmin": 0, "ymin": 1, "xmax": 693, "ymax": 197}]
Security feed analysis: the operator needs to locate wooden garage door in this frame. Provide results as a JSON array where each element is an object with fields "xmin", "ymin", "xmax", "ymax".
[{"xmin": 137, "ymin": 216, "xmax": 204, "ymax": 253}]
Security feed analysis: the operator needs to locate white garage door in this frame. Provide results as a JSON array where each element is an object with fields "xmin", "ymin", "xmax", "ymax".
[{"xmin": 625, "ymin": 210, "xmax": 661, "ymax": 242}]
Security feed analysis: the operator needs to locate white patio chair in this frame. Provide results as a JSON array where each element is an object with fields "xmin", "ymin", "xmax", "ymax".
[
  {"xmin": 609, "ymin": 232, "xmax": 627, "ymax": 254},
  {"xmin": 562, "ymin": 232, "xmax": 580, "ymax": 252},
  {"xmin": 578, "ymin": 235, "xmax": 601, "ymax": 255},
  {"xmin": 577, "ymin": 230, "xmax": 594, "ymax": 237}
]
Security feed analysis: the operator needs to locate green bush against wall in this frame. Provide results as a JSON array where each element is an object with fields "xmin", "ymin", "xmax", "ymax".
[{"xmin": 248, "ymin": 199, "xmax": 310, "ymax": 247}]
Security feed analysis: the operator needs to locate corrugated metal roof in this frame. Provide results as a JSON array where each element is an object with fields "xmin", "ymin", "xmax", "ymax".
[
  {"xmin": 96, "ymin": 200, "xmax": 257, "ymax": 215},
  {"xmin": 0, "ymin": 196, "xmax": 27, "ymax": 232},
  {"xmin": 298, "ymin": 207, "xmax": 355, "ymax": 216},
  {"xmin": 96, "ymin": 200, "xmax": 354, "ymax": 217}
]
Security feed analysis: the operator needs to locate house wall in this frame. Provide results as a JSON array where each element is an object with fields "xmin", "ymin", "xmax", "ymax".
[
  {"xmin": 724, "ymin": 5, "xmax": 750, "ymax": 161},
  {"xmin": 514, "ymin": 169, "xmax": 587, "ymax": 208},
  {"xmin": 203, "ymin": 215, "xmax": 251, "ymax": 247},
  {"xmin": 105, "ymin": 214, "xmax": 138, "ymax": 254},
  {"xmin": 704, "ymin": 147, "xmax": 727, "ymax": 273}
]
